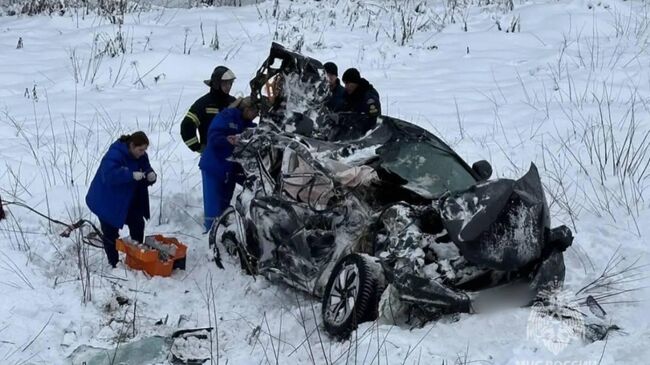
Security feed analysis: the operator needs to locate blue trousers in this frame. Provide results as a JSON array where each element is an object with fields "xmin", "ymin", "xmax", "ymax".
[{"xmin": 202, "ymin": 170, "xmax": 236, "ymax": 232}]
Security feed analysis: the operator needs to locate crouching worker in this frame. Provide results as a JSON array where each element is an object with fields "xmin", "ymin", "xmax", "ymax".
[
  {"xmin": 199, "ymin": 97, "xmax": 259, "ymax": 232},
  {"xmin": 86, "ymin": 132, "xmax": 157, "ymax": 268}
]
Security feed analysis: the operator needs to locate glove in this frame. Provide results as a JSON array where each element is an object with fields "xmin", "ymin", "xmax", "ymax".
[
  {"xmin": 147, "ymin": 171, "xmax": 157, "ymax": 182},
  {"xmin": 133, "ymin": 171, "xmax": 145, "ymax": 181}
]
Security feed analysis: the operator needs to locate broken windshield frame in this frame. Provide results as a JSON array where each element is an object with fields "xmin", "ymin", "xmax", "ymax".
[{"xmin": 378, "ymin": 141, "xmax": 478, "ymax": 198}]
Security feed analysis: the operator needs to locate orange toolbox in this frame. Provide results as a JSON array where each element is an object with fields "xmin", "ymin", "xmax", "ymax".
[{"xmin": 116, "ymin": 235, "xmax": 187, "ymax": 277}]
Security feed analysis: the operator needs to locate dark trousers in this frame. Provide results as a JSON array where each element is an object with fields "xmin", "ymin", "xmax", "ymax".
[{"xmin": 99, "ymin": 213, "xmax": 145, "ymax": 267}]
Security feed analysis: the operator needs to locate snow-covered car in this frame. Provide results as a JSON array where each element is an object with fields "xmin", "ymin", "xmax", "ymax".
[{"xmin": 209, "ymin": 43, "xmax": 574, "ymax": 338}]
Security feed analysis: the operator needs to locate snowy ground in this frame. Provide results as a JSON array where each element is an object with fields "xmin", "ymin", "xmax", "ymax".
[{"xmin": 1, "ymin": 0, "xmax": 650, "ymax": 364}]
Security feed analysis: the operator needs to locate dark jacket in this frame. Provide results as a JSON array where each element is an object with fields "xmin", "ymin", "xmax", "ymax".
[
  {"xmin": 86, "ymin": 141, "xmax": 155, "ymax": 228},
  {"xmin": 181, "ymin": 88, "xmax": 236, "ymax": 152},
  {"xmin": 199, "ymin": 108, "xmax": 255, "ymax": 181},
  {"xmin": 326, "ymin": 79, "xmax": 346, "ymax": 112},
  {"xmin": 342, "ymin": 78, "xmax": 381, "ymax": 118}
]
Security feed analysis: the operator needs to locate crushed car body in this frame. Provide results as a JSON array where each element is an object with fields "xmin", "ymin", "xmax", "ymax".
[{"xmin": 209, "ymin": 43, "xmax": 575, "ymax": 338}]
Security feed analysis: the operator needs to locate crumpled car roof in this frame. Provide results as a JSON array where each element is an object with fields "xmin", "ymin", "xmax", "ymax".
[{"xmin": 244, "ymin": 115, "xmax": 481, "ymax": 200}]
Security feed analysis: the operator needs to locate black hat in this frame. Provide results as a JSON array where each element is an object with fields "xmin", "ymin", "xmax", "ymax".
[
  {"xmin": 342, "ymin": 68, "xmax": 361, "ymax": 84},
  {"xmin": 323, "ymin": 62, "xmax": 338, "ymax": 76},
  {"xmin": 204, "ymin": 66, "xmax": 236, "ymax": 87}
]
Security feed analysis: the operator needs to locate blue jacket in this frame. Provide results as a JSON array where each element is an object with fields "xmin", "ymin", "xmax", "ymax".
[
  {"xmin": 86, "ymin": 141, "xmax": 154, "ymax": 228},
  {"xmin": 199, "ymin": 108, "xmax": 255, "ymax": 180},
  {"xmin": 326, "ymin": 80, "xmax": 346, "ymax": 112}
]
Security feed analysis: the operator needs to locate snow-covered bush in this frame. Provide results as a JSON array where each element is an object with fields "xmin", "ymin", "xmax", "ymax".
[
  {"xmin": 263, "ymin": 0, "xmax": 519, "ymax": 51},
  {"xmin": 0, "ymin": 0, "xmax": 260, "ymax": 17}
]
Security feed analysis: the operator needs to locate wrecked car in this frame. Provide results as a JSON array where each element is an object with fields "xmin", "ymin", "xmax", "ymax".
[{"xmin": 209, "ymin": 43, "xmax": 574, "ymax": 338}]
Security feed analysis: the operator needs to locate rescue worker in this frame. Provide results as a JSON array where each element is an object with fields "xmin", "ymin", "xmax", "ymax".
[
  {"xmin": 323, "ymin": 62, "xmax": 345, "ymax": 112},
  {"xmin": 341, "ymin": 68, "xmax": 381, "ymax": 121},
  {"xmin": 180, "ymin": 66, "xmax": 237, "ymax": 152},
  {"xmin": 86, "ymin": 131, "xmax": 157, "ymax": 268},
  {"xmin": 199, "ymin": 97, "xmax": 259, "ymax": 232}
]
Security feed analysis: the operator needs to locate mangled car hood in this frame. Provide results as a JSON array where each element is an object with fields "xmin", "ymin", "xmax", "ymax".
[{"xmin": 440, "ymin": 163, "xmax": 551, "ymax": 271}]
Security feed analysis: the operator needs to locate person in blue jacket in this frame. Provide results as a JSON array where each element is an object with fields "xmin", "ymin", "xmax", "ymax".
[
  {"xmin": 323, "ymin": 62, "xmax": 345, "ymax": 112},
  {"xmin": 199, "ymin": 97, "xmax": 258, "ymax": 232},
  {"xmin": 86, "ymin": 131, "xmax": 157, "ymax": 267}
]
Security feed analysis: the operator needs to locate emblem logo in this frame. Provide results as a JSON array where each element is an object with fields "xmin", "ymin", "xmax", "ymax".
[{"xmin": 526, "ymin": 284, "xmax": 585, "ymax": 355}]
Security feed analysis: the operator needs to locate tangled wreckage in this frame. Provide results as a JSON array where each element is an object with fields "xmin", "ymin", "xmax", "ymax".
[{"xmin": 209, "ymin": 43, "xmax": 612, "ymax": 339}]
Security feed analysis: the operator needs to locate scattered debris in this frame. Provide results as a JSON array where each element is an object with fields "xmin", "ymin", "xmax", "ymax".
[
  {"xmin": 67, "ymin": 328, "xmax": 214, "ymax": 365},
  {"xmin": 115, "ymin": 296, "xmax": 130, "ymax": 306},
  {"xmin": 60, "ymin": 330, "xmax": 76, "ymax": 348}
]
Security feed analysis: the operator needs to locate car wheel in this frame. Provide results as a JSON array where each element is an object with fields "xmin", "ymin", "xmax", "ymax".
[
  {"xmin": 209, "ymin": 207, "xmax": 258, "ymax": 274},
  {"xmin": 322, "ymin": 253, "xmax": 384, "ymax": 339},
  {"xmin": 209, "ymin": 207, "xmax": 241, "ymax": 258}
]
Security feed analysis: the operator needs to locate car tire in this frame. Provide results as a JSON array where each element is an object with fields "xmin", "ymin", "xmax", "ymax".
[
  {"xmin": 322, "ymin": 253, "xmax": 384, "ymax": 339},
  {"xmin": 209, "ymin": 207, "xmax": 258, "ymax": 274},
  {"xmin": 209, "ymin": 207, "xmax": 241, "ymax": 258}
]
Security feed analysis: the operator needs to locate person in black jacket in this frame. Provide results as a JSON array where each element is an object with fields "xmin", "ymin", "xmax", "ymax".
[
  {"xmin": 323, "ymin": 62, "xmax": 345, "ymax": 112},
  {"xmin": 339, "ymin": 68, "xmax": 381, "ymax": 136},
  {"xmin": 341, "ymin": 68, "xmax": 381, "ymax": 119},
  {"xmin": 180, "ymin": 66, "xmax": 237, "ymax": 153}
]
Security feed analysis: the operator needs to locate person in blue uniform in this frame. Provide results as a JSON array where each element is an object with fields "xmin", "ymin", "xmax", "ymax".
[
  {"xmin": 86, "ymin": 131, "xmax": 157, "ymax": 267},
  {"xmin": 199, "ymin": 97, "xmax": 259, "ymax": 232}
]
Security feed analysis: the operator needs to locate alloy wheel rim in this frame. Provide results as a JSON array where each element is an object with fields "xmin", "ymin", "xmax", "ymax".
[{"xmin": 326, "ymin": 263, "xmax": 360, "ymax": 325}]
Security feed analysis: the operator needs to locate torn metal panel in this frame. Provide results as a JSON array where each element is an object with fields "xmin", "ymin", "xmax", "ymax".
[{"xmin": 441, "ymin": 164, "xmax": 549, "ymax": 271}]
